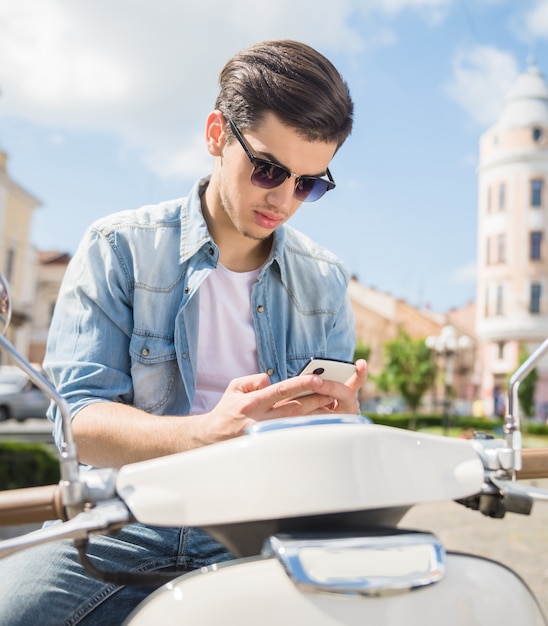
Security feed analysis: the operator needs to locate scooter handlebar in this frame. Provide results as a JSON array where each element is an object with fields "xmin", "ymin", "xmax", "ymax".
[
  {"xmin": 517, "ymin": 448, "xmax": 548, "ymax": 480},
  {"xmin": 0, "ymin": 446, "xmax": 546, "ymax": 529},
  {"xmin": 0, "ymin": 483, "xmax": 67, "ymax": 526}
]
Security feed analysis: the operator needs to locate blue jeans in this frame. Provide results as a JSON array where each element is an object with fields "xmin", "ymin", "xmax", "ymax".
[{"xmin": 0, "ymin": 523, "xmax": 234, "ymax": 625}]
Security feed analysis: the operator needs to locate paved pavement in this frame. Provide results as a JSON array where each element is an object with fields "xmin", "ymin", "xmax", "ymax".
[
  {"xmin": 0, "ymin": 417, "xmax": 54, "ymax": 444},
  {"xmin": 403, "ymin": 479, "xmax": 548, "ymax": 618}
]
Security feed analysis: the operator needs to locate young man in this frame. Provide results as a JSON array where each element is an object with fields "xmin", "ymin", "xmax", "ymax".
[{"xmin": 0, "ymin": 40, "xmax": 367, "ymax": 624}]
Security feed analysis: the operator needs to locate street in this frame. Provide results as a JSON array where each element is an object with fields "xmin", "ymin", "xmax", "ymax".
[
  {"xmin": 403, "ymin": 482, "xmax": 548, "ymax": 617},
  {"xmin": 0, "ymin": 417, "xmax": 55, "ymax": 445}
]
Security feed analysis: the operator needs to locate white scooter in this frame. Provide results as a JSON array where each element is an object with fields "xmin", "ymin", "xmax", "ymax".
[{"xmin": 1, "ymin": 271, "xmax": 548, "ymax": 625}]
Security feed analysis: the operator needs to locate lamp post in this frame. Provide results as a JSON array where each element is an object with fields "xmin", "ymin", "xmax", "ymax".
[{"xmin": 426, "ymin": 325, "xmax": 472, "ymax": 436}]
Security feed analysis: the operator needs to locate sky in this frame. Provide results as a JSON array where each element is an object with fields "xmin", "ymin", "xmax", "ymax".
[{"xmin": 1, "ymin": 0, "xmax": 548, "ymax": 313}]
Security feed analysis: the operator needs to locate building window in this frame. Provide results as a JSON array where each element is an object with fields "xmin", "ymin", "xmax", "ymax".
[
  {"xmin": 497, "ymin": 233, "xmax": 506, "ymax": 263},
  {"xmin": 533, "ymin": 127, "xmax": 543, "ymax": 142},
  {"xmin": 531, "ymin": 179, "xmax": 543, "ymax": 207},
  {"xmin": 531, "ymin": 283, "xmax": 542, "ymax": 314},
  {"xmin": 499, "ymin": 183, "xmax": 505, "ymax": 211},
  {"xmin": 531, "ymin": 231, "xmax": 543, "ymax": 260},
  {"xmin": 497, "ymin": 341, "xmax": 505, "ymax": 359},
  {"xmin": 496, "ymin": 285, "xmax": 504, "ymax": 316},
  {"xmin": 485, "ymin": 235, "xmax": 506, "ymax": 264}
]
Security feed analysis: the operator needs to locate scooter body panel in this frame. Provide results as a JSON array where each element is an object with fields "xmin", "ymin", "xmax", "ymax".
[
  {"xmin": 125, "ymin": 551, "xmax": 546, "ymax": 626},
  {"xmin": 116, "ymin": 420, "xmax": 484, "ymax": 528}
]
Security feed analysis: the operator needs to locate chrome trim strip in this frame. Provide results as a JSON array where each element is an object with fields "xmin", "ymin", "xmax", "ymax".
[
  {"xmin": 246, "ymin": 415, "xmax": 369, "ymax": 435},
  {"xmin": 268, "ymin": 532, "xmax": 446, "ymax": 596}
]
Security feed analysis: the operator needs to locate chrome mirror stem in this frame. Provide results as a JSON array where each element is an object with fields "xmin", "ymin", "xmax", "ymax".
[
  {"xmin": 0, "ymin": 273, "xmax": 83, "ymax": 514},
  {"xmin": 505, "ymin": 337, "xmax": 548, "ymax": 474}
]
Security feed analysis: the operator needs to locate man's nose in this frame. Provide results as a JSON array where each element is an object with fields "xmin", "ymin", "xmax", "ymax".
[{"xmin": 265, "ymin": 177, "xmax": 296, "ymax": 210}]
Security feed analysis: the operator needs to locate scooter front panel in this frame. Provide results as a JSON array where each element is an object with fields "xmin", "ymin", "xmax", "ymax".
[
  {"xmin": 124, "ymin": 547, "xmax": 546, "ymax": 625},
  {"xmin": 116, "ymin": 419, "xmax": 484, "ymax": 528}
]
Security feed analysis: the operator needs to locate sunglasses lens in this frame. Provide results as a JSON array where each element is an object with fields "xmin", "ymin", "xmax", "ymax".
[
  {"xmin": 250, "ymin": 161, "xmax": 289, "ymax": 189},
  {"xmin": 295, "ymin": 178, "xmax": 330, "ymax": 202}
]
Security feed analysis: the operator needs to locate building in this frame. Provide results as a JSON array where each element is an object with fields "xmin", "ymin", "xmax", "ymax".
[
  {"xmin": 29, "ymin": 251, "xmax": 71, "ymax": 364},
  {"xmin": 0, "ymin": 149, "xmax": 41, "ymax": 362},
  {"xmin": 349, "ymin": 278, "xmax": 476, "ymax": 411},
  {"xmin": 476, "ymin": 58, "xmax": 548, "ymax": 418}
]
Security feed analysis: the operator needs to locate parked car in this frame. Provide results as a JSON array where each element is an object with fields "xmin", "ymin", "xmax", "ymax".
[
  {"xmin": 361, "ymin": 395, "xmax": 409, "ymax": 416},
  {"xmin": 0, "ymin": 366, "xmax": 51, "ymax": 422}
]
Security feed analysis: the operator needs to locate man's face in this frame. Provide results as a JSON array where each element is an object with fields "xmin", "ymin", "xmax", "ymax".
[{"xmin": 215, "ymin": 111, "xmax": 338, "ymax": 243}]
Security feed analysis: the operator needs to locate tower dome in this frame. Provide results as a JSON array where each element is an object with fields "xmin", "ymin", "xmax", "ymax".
[{"xmin": 496, "ymin": 60, "xmax": 548, "ymax": 129}]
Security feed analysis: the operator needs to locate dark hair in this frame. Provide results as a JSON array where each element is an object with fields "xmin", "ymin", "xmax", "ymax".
[{"xmin": 215, "ymin": 40, "xmax": 353, "ymax": 148}]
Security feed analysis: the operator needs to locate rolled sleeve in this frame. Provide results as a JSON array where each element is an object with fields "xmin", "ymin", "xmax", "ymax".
[{"xmin": 44, "ymin": 227, "xmax": 135, "ymax": 448}]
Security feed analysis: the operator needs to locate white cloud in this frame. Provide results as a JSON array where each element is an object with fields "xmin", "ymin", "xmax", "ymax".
[
  {"xmin": 521, "ymin": 0, "xmax": 548, "ymax": 40},
  {"xmin": 0, "ymin": 0, "xmax": 370, "ymax": 180},
  {"xmin": 0, "ymin": 1, "xmax": 133, "ymax": 119},
  {"xmin": 0, "ymin": 0, "xmax": 454, "ymax": 180},
  {"xmin": 366, "ymin": 0, "xmax": 451, "ymax": 17},
  {"xmin": 444, "ymin": 45, "xmax": 519, "ymax": 127},
  {"xmin": 143, "ymin": 132, "xmax": 214, "ymax": 181}
]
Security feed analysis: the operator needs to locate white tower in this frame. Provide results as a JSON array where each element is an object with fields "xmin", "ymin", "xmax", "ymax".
[{"xmin": 476, "ymin": 59, "xmax": 548, "ymax": 418}]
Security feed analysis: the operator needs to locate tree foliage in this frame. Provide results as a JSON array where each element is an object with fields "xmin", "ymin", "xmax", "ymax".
[
  {"xmin": 376, "ymin": 331, "xmax": 436, "ymax": 412},
  {"xmin": 515, "ymin": 343, "xmax": 538, "ymax": 418},
  {"xmin": 353, "ymin": 342, "xmax": 371, "ymax": 363}
]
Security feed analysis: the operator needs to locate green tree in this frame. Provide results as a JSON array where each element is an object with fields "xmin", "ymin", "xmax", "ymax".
[
  {"xmin": 353, "ymin": 342, "xmax": 371, "ymax": 363},
  {"xmin": 515, "ymin": 343, "xmax": 538, "ymax": 418},
  {"xmin": 376, "ymin": 331, "xmax": 436, "ymax": 414}
]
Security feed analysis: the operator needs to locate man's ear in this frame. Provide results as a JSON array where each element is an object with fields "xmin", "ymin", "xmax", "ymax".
[{"xmin": 205, "ymin": 110, "xmax": 227, "ymax": 157}]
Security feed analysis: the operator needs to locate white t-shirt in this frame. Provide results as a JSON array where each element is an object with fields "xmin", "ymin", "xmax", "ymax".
[{"xmin": 190, "ymin": 263, "xmax": 260, "ymax": 415}]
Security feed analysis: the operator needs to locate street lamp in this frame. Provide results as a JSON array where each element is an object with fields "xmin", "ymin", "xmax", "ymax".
[{"xmin": 426, "ymin": 325, "xmax": 472, "ymax": 436}]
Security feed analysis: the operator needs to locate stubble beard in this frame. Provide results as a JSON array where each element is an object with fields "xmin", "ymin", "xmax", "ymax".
[{"xmin": 219, "ymin": 188, "xmax": 272, "ymax": 243}]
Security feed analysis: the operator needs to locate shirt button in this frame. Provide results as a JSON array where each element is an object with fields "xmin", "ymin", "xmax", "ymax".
[
  {"xmin": 141, "ymin": 348, "xmax": 150, "ymax": 357},
  {"xmin": 267, "ymin": 368, "xmax": 274, "ymax": 376},
  {"xmin": 185, "ymin": 286, "xmax": 190, "ymax": 294},
  {"xmin": 209, "ymin": 247, "xmax": 214, "ymax": 255},
  {"xmin": 257, "ymin": 305, "xmax": 265, "ymax": 313}
]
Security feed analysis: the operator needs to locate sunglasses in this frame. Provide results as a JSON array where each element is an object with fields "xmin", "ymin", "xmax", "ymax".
[{"xmin": 228, "ymin": 119, "xmax": 336, "ymax": 202}]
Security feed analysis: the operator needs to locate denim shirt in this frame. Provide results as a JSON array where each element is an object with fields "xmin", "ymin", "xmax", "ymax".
[{"xmin": 44, "ymin": 178, "xmax": 356, "ymax": 449}]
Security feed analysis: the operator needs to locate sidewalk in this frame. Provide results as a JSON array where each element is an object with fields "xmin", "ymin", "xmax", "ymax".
[{"xmin": 403, "ymin": 479, "xmax": 548, "ymax": 617}]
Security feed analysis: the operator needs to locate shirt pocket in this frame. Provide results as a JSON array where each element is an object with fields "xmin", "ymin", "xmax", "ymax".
[{"xmin": 129, "ymin": 331, "xmax": 179, "ymax": 413}]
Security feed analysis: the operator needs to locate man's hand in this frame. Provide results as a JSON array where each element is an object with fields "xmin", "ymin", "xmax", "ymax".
[
  {"xmin": 196, "ymin": 370, "xmax": 335, "ymax": 445},
  {"xmin": 198, "ymin": 359, "xmax": 368, "ymax": 445},
  {"xmin": 274, "ymin": 358, "xmax": 368, "ymax": 415},
  {"xmin": 73, "ymin": 360, "xmax": 368, "ymax": 467}
]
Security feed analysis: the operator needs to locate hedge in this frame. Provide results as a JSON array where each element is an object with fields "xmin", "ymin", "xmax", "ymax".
[
  {"xmin": 0, "ymin": 441, "xmax": 60, "ymax": 490},
  {"xmin": 363, "ymin": 412, "xmax": 548, "ymax": 437}
]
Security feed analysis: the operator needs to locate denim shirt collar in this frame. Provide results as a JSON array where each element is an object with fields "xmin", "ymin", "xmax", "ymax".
[
  {"xmin": 179, "ymin": 177, "xmax": 216, "ymax": 264},
  {"xmin": 261, "ymin": 224, "xmax": 285, "ymax": 283},
  {"xmin": 181, "ymin": 176, "xmax": 287, "ymax": 283}
]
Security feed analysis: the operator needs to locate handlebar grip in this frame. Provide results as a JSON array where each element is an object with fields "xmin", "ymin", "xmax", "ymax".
[
  {"xmin": 517, "ymin": 448, "xmax": 548, "ymax": 480},
  {"xmin": 0, "ymin": 484, "xmax": 66, "ymax": 526}
]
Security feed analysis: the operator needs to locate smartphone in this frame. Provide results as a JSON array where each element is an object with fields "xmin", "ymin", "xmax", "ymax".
[{"xmin": 292, "ymin": 357, "xmax": 356, "ymax": 398}]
